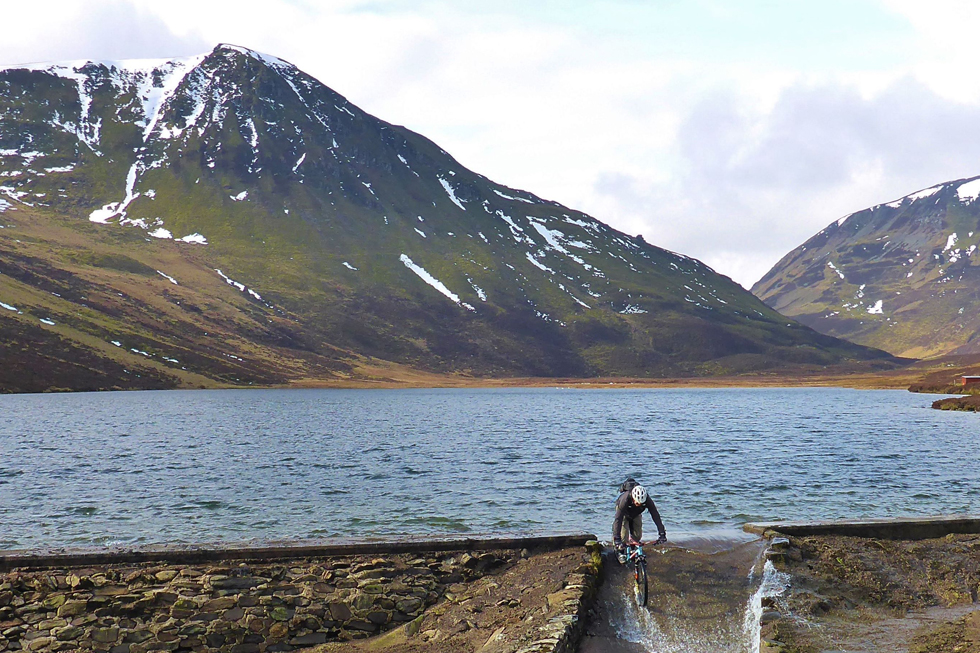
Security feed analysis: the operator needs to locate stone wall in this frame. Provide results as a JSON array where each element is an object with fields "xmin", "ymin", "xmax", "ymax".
[
  {"xmin": 0, "ymin": 548, "xmax": 518, "ymax": 653},
  {"xmin": 744, "ymin": 515, "xmax": 980, "ymax": 540}
]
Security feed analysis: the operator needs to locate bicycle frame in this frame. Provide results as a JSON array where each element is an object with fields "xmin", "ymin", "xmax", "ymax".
[{"xmin": 625, "ymin": 538, "xmax": 646, "ymax": 565}]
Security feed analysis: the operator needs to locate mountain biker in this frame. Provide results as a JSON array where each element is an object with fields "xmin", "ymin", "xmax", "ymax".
[{"xmin": 613, "ymin": 477, "xmax": 667, "ymax": 564}]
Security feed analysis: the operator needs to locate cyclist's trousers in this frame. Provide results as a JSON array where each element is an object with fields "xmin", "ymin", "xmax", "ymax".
[{"xmin": 620, "ymin": 514, "xmax": 642, "ymax": 542}]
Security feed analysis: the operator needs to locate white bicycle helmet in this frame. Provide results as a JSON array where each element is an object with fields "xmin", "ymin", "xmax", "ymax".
[{"xmin": 631, "ymin": 485, "xmax": 648, "ymax": 505}]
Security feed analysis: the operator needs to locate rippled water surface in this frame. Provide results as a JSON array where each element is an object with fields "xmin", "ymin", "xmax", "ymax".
[{"xmin": 1, "ymin": 388, "xmax": 977, "ymax": 549}]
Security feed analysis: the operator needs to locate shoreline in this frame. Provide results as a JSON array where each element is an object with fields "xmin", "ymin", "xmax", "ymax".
[{"xmin": 0, "ymin": 373, "xmax": 929, "ymax": 395}]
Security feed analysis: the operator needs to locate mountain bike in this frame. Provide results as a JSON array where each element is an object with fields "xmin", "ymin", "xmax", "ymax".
[{"xmin": 624, "ymin": 538, "xmax": 649, "ymax": 607}]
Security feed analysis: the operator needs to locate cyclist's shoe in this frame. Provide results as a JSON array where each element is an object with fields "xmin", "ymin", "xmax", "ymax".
[
  {"xmin": 617, "ymin": 552, "xmax": 627, "ymax": 565},
  {"xmin": 655, "ymin": 534, "xmax": 667, "ymax": 545}
]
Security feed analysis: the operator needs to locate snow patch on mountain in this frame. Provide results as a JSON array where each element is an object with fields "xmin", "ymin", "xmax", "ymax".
[
  {"xmin": 216, "ymin": 269, "xmax": 264, "ymax": 302},
  {"xmin": 437, "ymin": 176, "xmax": 466, "ymax": 210},
  {"xmin": 148, "ymin": 228, "xmax": 172, "ymax": 239},
  {"xmin": 943, "ymin": 233, "xmax": 958, "ymax": 252},
  {"xmin": 956, "ymin": 178, "xmax": 980, "ymax": 203},
  {"xmin": 526, "ymin": 252, "xmax": 554, "ymax": 273},
  {"xmin": 493, "ymin": 188, "xmax": 535, "ymax": 204},
  {"xmin": 400, "ymin": 254, "xmax": 474, "ymax": 311}
]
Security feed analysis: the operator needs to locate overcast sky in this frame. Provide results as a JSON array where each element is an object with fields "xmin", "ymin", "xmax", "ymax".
[{"xmin": 4, "ymin": 0, "xmax": 980, "ymax": 287}]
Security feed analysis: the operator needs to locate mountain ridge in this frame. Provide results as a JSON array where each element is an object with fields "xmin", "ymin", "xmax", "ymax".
[
  {"xmin": 753, "ymin": 176, "xmax": 980, "ymax": 358},
  {"xmin": 0, "ymin": 44, "xmax": 897, "ymax": 392}
]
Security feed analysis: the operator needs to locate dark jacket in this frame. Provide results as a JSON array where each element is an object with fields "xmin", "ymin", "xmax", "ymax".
[{"xmin": 612, "ymin": 491, "xmax": 666, "ymax": 546}]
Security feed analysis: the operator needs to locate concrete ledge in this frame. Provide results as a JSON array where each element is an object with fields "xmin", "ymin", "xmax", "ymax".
[
  {"xmin": 0, "ymin": 533, "xmax": 596, "ymax": 571},
  {"xmin": 744, "ymin": 515, "xmax": 980, "ymax": 540}
]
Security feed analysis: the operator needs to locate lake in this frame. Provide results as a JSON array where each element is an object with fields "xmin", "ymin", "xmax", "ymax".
[{"xmin": 1, "ymin": 387, "xmax": 976, "ymax": 550}]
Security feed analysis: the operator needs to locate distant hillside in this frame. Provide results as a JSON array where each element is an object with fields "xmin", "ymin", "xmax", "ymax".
[
  {"xmin": 753, "ymin": 179, "xmax": 980, "ymax": 359},
  {"xmin": 0, "ymin": 44, "xmax": 897, "ymax": 392}
]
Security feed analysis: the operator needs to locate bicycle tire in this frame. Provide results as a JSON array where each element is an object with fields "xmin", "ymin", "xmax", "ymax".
[{"xmin": 634, "ymin": 560, "xmax": 648, "ymax": 607}]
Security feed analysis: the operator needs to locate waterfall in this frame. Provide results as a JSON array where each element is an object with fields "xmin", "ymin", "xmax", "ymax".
[{"xmin": 741, "ymin": 560, "xmax": 791, "ymax": 653}]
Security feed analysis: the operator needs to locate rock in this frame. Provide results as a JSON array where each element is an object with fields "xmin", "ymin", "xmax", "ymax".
[
  {"xmin": 2, "ymin": 626, "xmax": 25, "ymax": 639},
  {"xmin": 268, "ymin": 622, "xmax": 288, "ymax": 639},
  {"xmin": 221, "ymin": 607, "xmax": 244, "ymax": 622},
  {"xmin": 156, "ymin": 631, "xmax": 179, "ymax": 643},
  {"xmin": 124, "ymin": 630, "xmax": 154, "ymax": 643},
  {"xmin": 66, "ymin": 574, "xmax": 92, "ymax": 589},
  {"xmin": 367, "ymin": 611, "xmax": 389, "ymax": 625},
  {"xmin": 396, "ymin": 598, "xmax": 423, "ymax": 614},
  {"xmin": 476, "ymin": 554, "xmax": 500, "ymax": 572},
  {"xmin": 37, "ymin": 618, "xmax": 68, "ymax": 631},
  {"xmin": 150, "ymin": 592, "xmax": 177, "ymax": 606},
  {"xmin": 205, "ymin": 634, "xmax": 226, "ymax": 647},
  {"xmin": 27, "ymin": 637, "xmax": 54, "ymax": 651},
  {"xmin": 177, "ymin": 624, "xmax": 206, "ymax": 637},
  {"xmin": 289, "ymin": 632, "xmax": 327, "ymax": 646},
  {"xmin": 352, "ymin": 594, "xmax": 374, "ymax": 611},
  {"xmin": 346, "ymin": 620, "xmax": 377, "ymax": 632},
  {"xmin": 92, "ymin": 627, "xmax": 120, "ymax": 643},
  {"xmin": 354, "ymin": 569, "xmax": 394, "ymax": 580},
  {"xmin": 153, "ymin": 572, "xmax": 177, "ymax": 583},
  {"xmin": 268, "ymin": 606, "xmax": 291, "ymax": 622},
  {"xmin": 52, "ymin": 625, "xmax": 84, "ymax": 640},
  {"xmin": 41, "ymin": 595, "xmax": 66, "ymax": 610},
  {"xmin": 760, "ymin": 610, "xmax": 781, "ymax": 625},
  {"xmin": 94, "ymin": 586, "xmax": 131, "ymax": 598},
  {"xmin": 328, "ymin": 603, "xmax": 352, "ymax": 621},
  {"xmin": 56, "ymin": 600, "xmax": 88, "ymax": 618},
  {"xmin": 230, "ymin": 644, "xmax": 259, "ymax": 653},
  {"xmin": 210, "ymin": 577, "xmax": 263, "ymax": 591},
  {"xmin": 202, "ymin": 597, "xmax": 236, "ymax": 612}
]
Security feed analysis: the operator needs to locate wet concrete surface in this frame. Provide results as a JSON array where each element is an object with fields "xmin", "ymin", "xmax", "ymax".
[{"xmin": 581, "ymin": 537, "xmax": 768, "ymax": 653}]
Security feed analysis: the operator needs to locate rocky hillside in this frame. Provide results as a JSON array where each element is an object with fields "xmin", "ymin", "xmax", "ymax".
[
  {"xmin": 753, "ymin": 179, "xmax": 980, "ymax": 359},
  {"xmin": 0, "ymin": 44, "xmax": 895, "ymax": 392}
]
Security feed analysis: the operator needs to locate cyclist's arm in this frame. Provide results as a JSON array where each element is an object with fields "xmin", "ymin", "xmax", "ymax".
[
  {"xmin": 645, "ymin": 497, "xmax": 666, "ymax": 538},
  {"xmin": 612, "ymin": 494, "xmax": 627, "ymax": 547}
]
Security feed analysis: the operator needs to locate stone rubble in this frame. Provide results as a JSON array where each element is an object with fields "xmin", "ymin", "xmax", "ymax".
[{"xmin": 0, "ymin": 550, "xmax": 512, "ymax": 653}]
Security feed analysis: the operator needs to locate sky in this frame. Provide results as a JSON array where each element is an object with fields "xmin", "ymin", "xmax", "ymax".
[{"xmin": 4, "ymin": 0, "xmax": 980, "ymax": 287}]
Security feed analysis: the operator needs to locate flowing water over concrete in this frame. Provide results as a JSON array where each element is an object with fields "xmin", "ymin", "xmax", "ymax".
[{"xmin": 581, "ymin": 537, "xmax": 790, "ymax": 653}]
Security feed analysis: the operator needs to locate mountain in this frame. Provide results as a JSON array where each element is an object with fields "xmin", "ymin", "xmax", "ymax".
[
  {"xmin": 753, "ymin": 178, "xmax": 980, "ymax": 358},
  {"xmin": 0, "ymin": 44, "xmax": 896, "ymax": 392}
]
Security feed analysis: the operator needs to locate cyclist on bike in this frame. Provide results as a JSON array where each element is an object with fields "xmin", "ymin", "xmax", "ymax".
[{"xmin": 613, "ymin": 477, "xmax": 667, "ymax": 564}]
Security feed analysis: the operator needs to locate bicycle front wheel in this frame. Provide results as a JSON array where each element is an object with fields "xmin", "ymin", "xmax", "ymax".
[{"xmin": 634, "ymin": 561, "xmax": 648, "ymax": 607}]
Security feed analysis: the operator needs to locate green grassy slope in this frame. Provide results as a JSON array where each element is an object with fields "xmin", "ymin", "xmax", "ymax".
[{"xmin": 0, "ymin": 45, "xmax": 898, "ymax": 391}]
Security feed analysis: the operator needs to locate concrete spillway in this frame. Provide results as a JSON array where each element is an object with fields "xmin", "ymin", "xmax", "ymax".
[{"xmin": 580, "ymin": 536, "xmax": 787, "ymax": 653}]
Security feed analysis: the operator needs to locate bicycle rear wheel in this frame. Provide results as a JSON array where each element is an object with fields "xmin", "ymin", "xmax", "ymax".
[{"xmin": 634, "ymin": 561, "xmax": 648, "ymax": 607}]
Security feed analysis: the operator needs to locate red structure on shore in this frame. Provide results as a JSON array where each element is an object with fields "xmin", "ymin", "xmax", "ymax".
[{"xmin": 961, "ymin": 375, "xmax": 980, "ymax": 387}]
